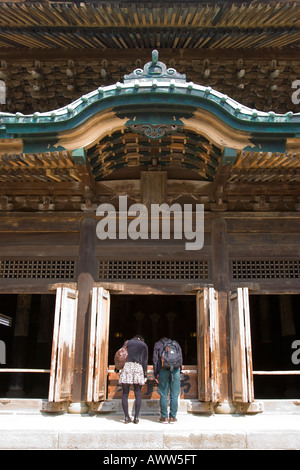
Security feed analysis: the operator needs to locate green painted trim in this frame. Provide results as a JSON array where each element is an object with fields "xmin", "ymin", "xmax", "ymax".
[
  {"xmin": 72, "ymin": 148, "xmax": 86, "ymax": 164},
  {"xmin": 222, "ymin": 148, "xmax": 238, "ymax": 165},
  {"xmin": 1, "ymin": 88, "xmax": 299, "ymax": 135}
]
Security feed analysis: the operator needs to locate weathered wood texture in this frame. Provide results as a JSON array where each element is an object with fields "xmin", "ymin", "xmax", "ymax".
[
  {"xmin": 72, "ymin": 217, "xmax": 97, "ymax": 402},
  {"xmin": 211, "ymin": 217, "xmax": 230, "ymax": 402},
  {"xmin": 0, "ymin": 212, "xmax": 298, "ymax": 294},
  {"xmin": 226, "ymin": 216, "xmax": 300, "ymax": 293},
  {"xmin": 0, "ymin": 151, "xmax": 82, "ymax": 183},
  {"xmin": 196, "ymin": 287, "xmax": 220, "ymax": 402},
  {"xmin": 229, "ymin": 288, "xmax": 254, "ymax": 403},
  {"xmin": 141, "ymin": 171, "xmax": 167, "ymax": 207},
  {"xmin": 87, "ymin": 287, "xmax": 110, "ymax": 402},
  {"xmin": 0, "ymin": 208, "xmax": 298, "ymax": 405},
  {"xmin": 48, "ymin": 286, "xmax": 78, "ymax": 402},
  {"xmin": 1, "ymin": 0, "xmax": 300, "ymax": 117},
  {"xmin": 228, "ymin": 151, "xmax": 300, "ymax": 184}
]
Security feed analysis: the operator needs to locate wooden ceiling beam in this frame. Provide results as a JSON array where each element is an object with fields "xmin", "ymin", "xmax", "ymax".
[
  {"xmin": 225, "ymin": 181, "xmax": 300, "ymax": 197},
  {"xmin": 0, "ymin": 47, "xmax": 300, "ymax": 62}
]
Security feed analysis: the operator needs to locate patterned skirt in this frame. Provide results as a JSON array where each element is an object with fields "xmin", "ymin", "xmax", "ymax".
[{"xmin": 119, "ymin": 362, "xmax": 145, "ymax": 386}]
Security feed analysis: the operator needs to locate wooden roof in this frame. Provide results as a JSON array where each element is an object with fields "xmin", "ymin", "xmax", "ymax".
[
  {"xmin": 0, "ymin": 1, "xmax": 299, "ymax": 50},
  {"xmin": 1, "ymin": 52, "xmax": 299, "ymax": 152},
  {"xmin": 0, "ymin": 51, "xmax": 299, "ymax": 190},
  {"xmin": 0, "ymin": 150, "xmax": 81, "ymax": 183},
  {"xmin": 0, "ymin": 1, "xmax": 300, "ymax": 115},
  {"xmin": 0, "ymin": 3, "xmax": 299, "ymax": 208}
]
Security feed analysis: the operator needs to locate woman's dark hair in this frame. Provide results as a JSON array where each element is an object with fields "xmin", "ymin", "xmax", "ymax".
[{"xmin": 133, "ymin": 335, "xmax": 145, "ymax": 342}]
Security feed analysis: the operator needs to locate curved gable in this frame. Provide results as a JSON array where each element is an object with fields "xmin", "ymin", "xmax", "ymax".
[{"xmin": 0, "ymin": 50, "xmax": 299, "ymax": 157}]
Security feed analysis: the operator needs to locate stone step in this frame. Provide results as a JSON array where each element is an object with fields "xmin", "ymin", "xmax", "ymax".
[{"xmin": 0, "ymin": 410, "xmax": 300, "ymax": 450}]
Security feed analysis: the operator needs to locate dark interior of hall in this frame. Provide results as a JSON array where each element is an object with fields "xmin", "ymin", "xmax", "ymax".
[
  {"xmin": 108, "ymin": 295, "xmax": 197, "ymax": 367},
  {"xmin": 250, "ymin": 294, "xmax": 300, "ymax": 399},
  {"xmin": 0, "ymin": 294, "xmax": 55, "ymax": 398}
]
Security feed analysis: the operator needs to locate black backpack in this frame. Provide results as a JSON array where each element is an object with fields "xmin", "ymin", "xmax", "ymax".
[{"xmin": 161, "ymin": 339, "xmax": 181, "ymax": 373}]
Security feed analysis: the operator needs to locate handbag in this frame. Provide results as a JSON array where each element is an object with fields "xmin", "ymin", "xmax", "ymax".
[{"xmin": 114, "ymin": 340, "xmax": 128, "ymax": 370}]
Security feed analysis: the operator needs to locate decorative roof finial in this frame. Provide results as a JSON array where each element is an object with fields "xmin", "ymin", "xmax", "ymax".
[
  {"xmin": 124, "ymin": 50, "xmax": 186, "ymax": 83},
  {"xmin": 152, "ymin": 49, "xmax": 159, "ymax": 65}
]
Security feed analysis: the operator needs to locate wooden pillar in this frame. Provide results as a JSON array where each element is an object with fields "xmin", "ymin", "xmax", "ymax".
[
  {"xmin": 7, "ymin": 294, "xmax": 31, "ymax": 397},
  {"xmin": 211, "ymin": 216, "xmax": 232, "ymax": 411},
  {"xmin": 72, "ymin": 217, "xmax": 97, "ymax": 405}
]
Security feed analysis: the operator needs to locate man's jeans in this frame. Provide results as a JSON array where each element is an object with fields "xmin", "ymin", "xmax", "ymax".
[{"xmin": 158, "ymin": 368, "xmax": 181, "ymax": 418}]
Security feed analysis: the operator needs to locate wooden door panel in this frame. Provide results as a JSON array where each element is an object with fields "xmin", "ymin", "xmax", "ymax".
[
  {"xmin": 87, "ymin": 287, "xmax": 110, "ymax": 402},
  {"xmin": 197, "ymin": 287, "xmax": 219, "ymax": 402},
  {"xmin": 49, "ymin": 287, "xmax": 78, "ymax": 402},
  {"xmin": 229, "ymin": 287, "xmax": 254, "ymax": 402}
]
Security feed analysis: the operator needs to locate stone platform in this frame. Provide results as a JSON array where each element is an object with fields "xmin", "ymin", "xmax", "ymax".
[{"xmin": 0, "ymin": 399, "xmax": 299, "ymax": 450}]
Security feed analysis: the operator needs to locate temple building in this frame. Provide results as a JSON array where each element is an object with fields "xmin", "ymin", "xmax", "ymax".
[{"xmin": 0, "ymin": 0, "xmax": 299, "ymax": 414}]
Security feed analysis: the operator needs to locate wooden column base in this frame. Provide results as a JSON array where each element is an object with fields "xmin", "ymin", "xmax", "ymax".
[
  {"xmin": 41, "ymin": 401, "xmax": 69, "ymax": 413},
  {"xmin": 234, "ymin": 401, "xmax": 264, "ymax": 414}
]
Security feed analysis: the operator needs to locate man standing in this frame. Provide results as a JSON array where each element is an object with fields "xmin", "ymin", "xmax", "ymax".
[{"xmin": 153, "ymin": 337, "xmax": 183, "ymax": 423}]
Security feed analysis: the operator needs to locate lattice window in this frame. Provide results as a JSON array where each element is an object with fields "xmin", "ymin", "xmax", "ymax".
[
  {"xmin": 0, "ymin": 259, "xmax": 76, "ymax": 280},
  {"xmin": 98, "ymin": 260, "xmax": 209, "ymax": 280},
  {"xmin": 231, "ymin": 259, "xmax": 300, "ymax": 280}
]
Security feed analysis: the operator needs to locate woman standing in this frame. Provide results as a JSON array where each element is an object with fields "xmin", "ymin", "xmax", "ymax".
[{"xmin": 118, "ymin": 335, "xmax": 148, "ymax": 424}]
